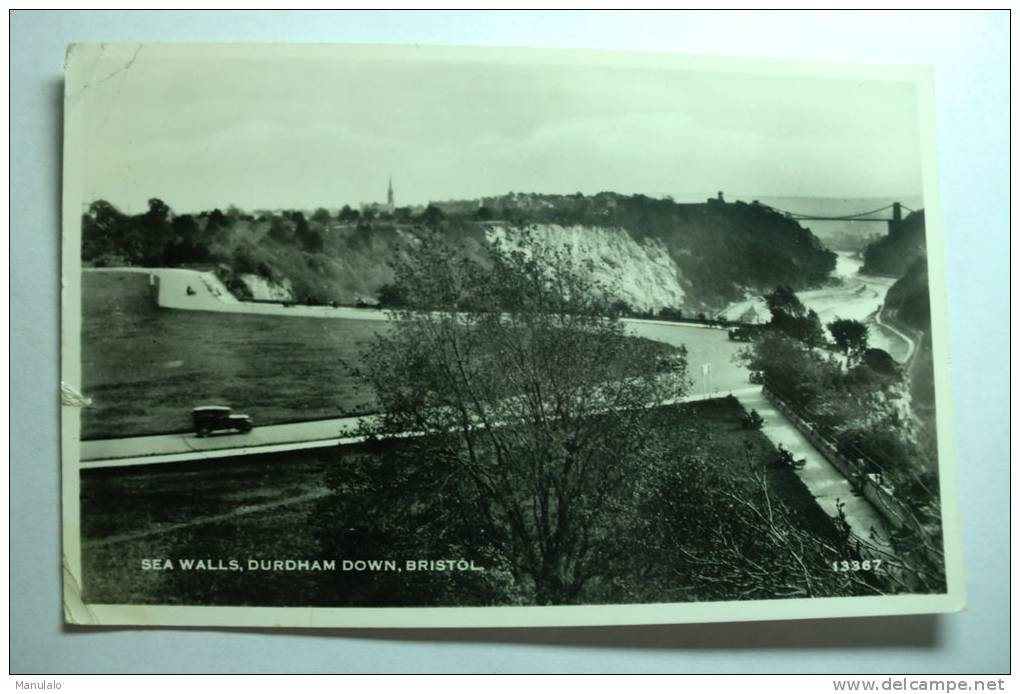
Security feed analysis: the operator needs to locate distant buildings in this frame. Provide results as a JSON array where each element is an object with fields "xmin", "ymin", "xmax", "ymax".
[{"xmin": 360, "ymin": 176, "xmax": 396, "ymax": 215}]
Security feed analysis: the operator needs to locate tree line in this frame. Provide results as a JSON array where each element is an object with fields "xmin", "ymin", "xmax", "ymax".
[
  {"xmin": 305, "ymin": 232, "xmax": 895, "ymax": 606},
  {"xmin": 738, "ymin": 285, "xmax": 944, "ymax": 591}
]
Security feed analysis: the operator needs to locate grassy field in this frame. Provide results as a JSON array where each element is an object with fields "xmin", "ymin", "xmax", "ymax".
[
  {"xmin": 82, "ymin": 272, "xmax": 741, "ymax": 439},
  {"xmin": 80, "ymin": 396, "xmax": 841, "ymax": 607},
  {"xmin": 81, "ymin": 272, "xmax": 387, "ymax": 439},
  {"xmin": 626, "ymin": 321, "xmax": 747, "ymax": 395}
]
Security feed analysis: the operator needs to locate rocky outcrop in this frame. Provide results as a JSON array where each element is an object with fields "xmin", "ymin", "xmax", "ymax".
[
  {"xmin": 239, "ymin": 274, "xmax": 294, "ymax": 301},
  {"xmin": 486, "ymin": 223, "xmax": 686, "ymax": 313},
  {"xmin": 862, "ymin": 211, "xmax": 926, "ymax": 278}
]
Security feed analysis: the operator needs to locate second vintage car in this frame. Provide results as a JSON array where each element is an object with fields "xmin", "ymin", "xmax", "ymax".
[{"xmin": 192, "ymin": 406, "xmax": 254, "ymax": 437}]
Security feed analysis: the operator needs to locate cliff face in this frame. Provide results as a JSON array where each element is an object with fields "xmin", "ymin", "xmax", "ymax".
[
  {"xmin": 82, "ymin": 192, "xmax": 836, "ymax": 312},
  {"xmin": 486, "ymin": 223, "xmax": 685, "ymax": 312},
  {"xmin": 479, "ymin": 193, "xmax": 835, "ymax": 309},
  {"xmin": 862, "ymin": 211, "xmax": 927, "ymax": 277},
  {"xmin": 882, "ymin": 244, "xmax": 936, "ymax": 421},
  {"xmin": 884, "ymin": 256, "xmax": 931, "ymax": 333},
  {"xmin": 239, "ymin": 273, "xmax": 295, "ymax": 301}
]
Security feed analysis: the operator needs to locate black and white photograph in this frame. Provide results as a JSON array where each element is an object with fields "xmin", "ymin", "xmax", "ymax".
[{"xmin": 60, "ymin": 42, "xmax": 964, "ymax": 627}]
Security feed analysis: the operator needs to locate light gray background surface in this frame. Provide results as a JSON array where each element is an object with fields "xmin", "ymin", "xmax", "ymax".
[{"xmin": 10, "ymin": 10, "xmax": 1009, "ymax": 674}]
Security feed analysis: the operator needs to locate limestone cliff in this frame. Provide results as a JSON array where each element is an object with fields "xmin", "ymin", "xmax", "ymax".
[
  {"xmin": 239, "ymin": 273, "xmax": 294, "ymax": 301},
  {"xmin": 485, "ymin": 223, "xmax": 685, "ymax": 313}
]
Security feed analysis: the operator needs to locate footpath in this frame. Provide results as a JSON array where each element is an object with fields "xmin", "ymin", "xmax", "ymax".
[{"xmin": 733, "ymin": 388, "xmax": 895, "ymax": 555}]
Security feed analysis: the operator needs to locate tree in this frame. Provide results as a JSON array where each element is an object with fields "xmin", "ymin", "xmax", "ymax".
[
  {"xmin": 338, "ymin": 205, "xmax": 360, "ymax": 223},
  {"xmin": 172, "ymin": 213, "xmax": 199, "ymax": 239},
  {"xmin": 608, "ymin": 299, "xmax": 633, "ymax": 317},
  {"xmin": 163, "ymin": 213, "xmax": 210, "ymax": 265},
  {"xmin": 267, "ymin": 215, "xmax": 291, "ymax": 244},
  {"xmin": 420, "ymin": 204, "xmax": 445, "ymax": 229},
  {"xmin": 764, "ymin": 285, "xmax": 805, "ymax": 318},
  {"xmin": 860, "ymin": 347, "xmax": 898, "ymax": 378},
  {"xmin": 138, "ymin": 198, "xmax": 174, "ymax": 265},
  {"xmin": 828, "ymin": 318, "xmax": 869, "ymax": 365},
  {"xmin": 619, "ymin": 449, "xmax": 877, "ymax": 601},
  {"xmin": 375, "ymin": 282, "xmax": 405, "ymax": 307},
  {"xmin": 349, "ymin": 230, "xmax": 689, "ymax": 604},
  {"xmin": 738, "ymin": 331, "xmax": 839, "ymax": 407},
  {"xmin": 81, "ymin": 199, "xmax": 129, "ymax": 263},
  {"xmin": 143, "ymin": 197, "xmax": 171, "ymax": 228},
  {"xmin": 291, "ymin": 211, "xmax": 324, "ymax": 253},
  {"xmin": 312, "ymin": 207, "xmax": 332, "ymax": 225},
  {"xmin": 657, "ymin": 306, "xmax": 684, "ymax": 322},
  {"xmin": 765, "ymin": 286, "xmax": 825, "ymax": 346},
  {"xmin": 205, "ymin": 208, "xmax": 228, "ymax": 232}
]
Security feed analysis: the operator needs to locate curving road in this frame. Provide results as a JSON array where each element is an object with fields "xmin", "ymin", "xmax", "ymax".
[
  {"xmin": 80, "ymin": 387, "xmax": 762, "ymax": 469},
  {"xmin": 80, "ymin": 267, "xmax": 894, "ymax": 551},
  {"xmin": 80, "ymin": 415, "xmax": 371, "ymax": 468},
  {"xmin": 717, "ymin": 252, "xmax": 914, "ymax": 363}
]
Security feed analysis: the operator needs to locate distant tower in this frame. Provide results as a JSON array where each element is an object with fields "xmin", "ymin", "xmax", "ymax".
[
  {"xmin": 387, "ymin": 176, "xmax": 395, "ymax": 211},
  {"xmin": 888, "ymin": 201, "xmax": 903, "ymax": 235}
]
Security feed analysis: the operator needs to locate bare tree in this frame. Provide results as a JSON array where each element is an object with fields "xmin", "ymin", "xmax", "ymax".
[
  {"xmin": 354, "ymin": 230, "xmax": 688, "ymax": 604},
  {"xmin": 621, "ymin": 447, "xmax": 896, "ymax": 601}
]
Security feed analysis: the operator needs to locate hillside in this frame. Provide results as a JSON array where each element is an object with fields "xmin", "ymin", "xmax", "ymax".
[
  {"xmin": 739, "ymin": 196, "xmax": 923, "ymax": 252},
  {"xmin": 884, "ymin": 255, "xmax": 931, "ymax": 333},
  {"xmin": 883, "ymin": 252, "xmax": 936, "ymax": 422},
  {"xmin": 81, "ymin": 192, "xmax": 837, "ymax": 312},
  {"xmin": 473, "ymin": 193, "xmax": 836, "ymax": 309},
  {"xmin": 486, "ymin": 223, "xmax": 686, "ymax": 312},
  {"xmin": 861, "ymin": 210, "xmax": 927, "ymax": 277}
]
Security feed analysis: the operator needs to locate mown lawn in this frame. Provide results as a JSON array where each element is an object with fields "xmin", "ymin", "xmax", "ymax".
[
  {"xmin": 79, "ymin": 396, "xmax": 840, "ymax": 607},
  {"xmin": 81, "ymin": 272, "xmax": 387, "ymax": 439},
  {"xmin": 80, "ymin": 273, "xmax": 702, "ymax": 439}
]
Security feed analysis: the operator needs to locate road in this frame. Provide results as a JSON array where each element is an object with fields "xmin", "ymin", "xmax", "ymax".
[
  {"xmin": 80, "ymin": 415, "xmax": 372, "ymax": 469},
  {"xmin": 80, "ymin": 268, "xmax": 897, "ymax": 556},
  {"xmin": 91, "ymin": 267, "xmax": 750, "ymax": 331},
  {"xmin": 80, "ymin": 268, "xmax": 895, "ymax": 539},
  {"xmin": 734, "ymin": 388, "xmax": 894, "ymax": 553},
  {"xmin": 81, "ymin": 387, "xmax": 762, "ymax": 469},
  {"xmin": 874, "ymin": 307, "xmax": 918, "ymax": 363},
  {"xmin": 80, "ymin": 267, "xmax": 749, "ymax": 466},
  {"xmin": 716, "ymin": 252, "xmax": 914, "ymax": 363}
]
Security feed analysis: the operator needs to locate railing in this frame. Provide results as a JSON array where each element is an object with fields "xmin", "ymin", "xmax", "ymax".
[{"xmin": 761, "ymin": 386, "xmax": 944, "ymax": 569}]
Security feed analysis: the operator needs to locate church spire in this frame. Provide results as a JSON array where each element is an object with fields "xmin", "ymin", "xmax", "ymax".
[{"xmin": 387, "ymin": 176, "xmax": 394, "ymax": 209}]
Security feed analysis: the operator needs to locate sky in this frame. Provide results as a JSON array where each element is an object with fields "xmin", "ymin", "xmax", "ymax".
[{"xmin": 72, "ymin": 46, "xmax": 926, "ymax": 214}]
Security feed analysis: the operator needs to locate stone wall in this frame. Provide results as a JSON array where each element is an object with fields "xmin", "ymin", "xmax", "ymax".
[{"xmin": 763, "ymin": 387, "xmax": 908, "ymax": 531}]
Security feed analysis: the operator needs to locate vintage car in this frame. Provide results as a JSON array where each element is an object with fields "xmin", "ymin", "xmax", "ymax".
[{"xmin": 192, "ymin": 406, "xmax": 254, "ymax": 437}]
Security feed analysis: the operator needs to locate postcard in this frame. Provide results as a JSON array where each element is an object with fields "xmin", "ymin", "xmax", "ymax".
[{"xmin": 61, "ymin": 43, "xmax": 964, "ymax": 627}]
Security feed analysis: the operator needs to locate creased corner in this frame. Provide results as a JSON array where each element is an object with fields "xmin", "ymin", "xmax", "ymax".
[
  {"xmin": 64, "ymin": 43, "xmax": 80, "ymax": 71},
  {"xmin": 62, "ymin": 555, "xmax": 99, "ymax": 625},
  {"xmin": 60, "ymin": 381, "xmax": 92, "ymax": 408}
]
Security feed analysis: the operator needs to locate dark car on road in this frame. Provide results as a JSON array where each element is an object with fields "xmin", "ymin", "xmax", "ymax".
[{"xmin": 192, "ymin": 406, "xmax": 254, "ymax": 437}]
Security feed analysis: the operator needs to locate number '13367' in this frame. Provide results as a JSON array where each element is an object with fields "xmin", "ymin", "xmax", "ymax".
[{"xmin": 832, "ymin": 559, "xmax": 882, "ymax": 572}]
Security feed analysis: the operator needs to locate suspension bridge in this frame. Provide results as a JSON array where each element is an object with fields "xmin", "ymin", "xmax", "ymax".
[{"xmin": 763, "ymin": 201, "xmax": 916, "ymax": 233}]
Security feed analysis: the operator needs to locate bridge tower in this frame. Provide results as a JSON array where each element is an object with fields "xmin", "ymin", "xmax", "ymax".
[{"xmin": 888, "ymin": 201, "xmax": 903, "ymax": 235}]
